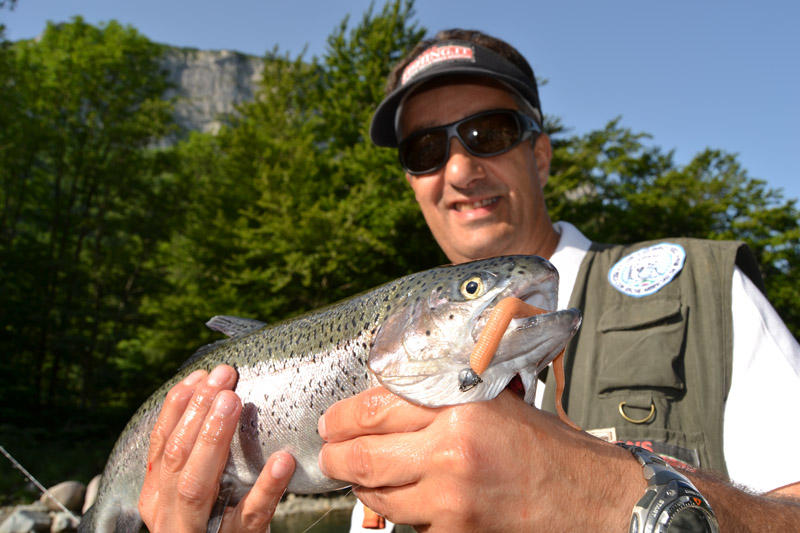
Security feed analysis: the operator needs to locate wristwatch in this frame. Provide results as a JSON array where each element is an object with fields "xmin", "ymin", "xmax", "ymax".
[{"xmin": 617, "ymin": 443, "xmax": 719, "ymax": 533}]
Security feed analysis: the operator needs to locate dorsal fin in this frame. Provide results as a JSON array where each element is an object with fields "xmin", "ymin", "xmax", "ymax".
[
  {"xmin": 205, "ymin": 315, "xmax": 267, "ymax": 338},
  {"xmin": 178, "ymin": 317, "xmax": 268, "ymax": 372}
]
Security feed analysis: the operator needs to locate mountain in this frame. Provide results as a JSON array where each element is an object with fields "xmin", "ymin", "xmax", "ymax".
[{"xmin": 160, "ymin": 47, "xmax": 264, "ymax": 137}]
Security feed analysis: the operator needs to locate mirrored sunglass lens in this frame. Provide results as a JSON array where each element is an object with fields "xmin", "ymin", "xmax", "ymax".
[
  {"xmin": 458, "ymin": 113, "xmax": 519, "ymax": 154},
  {"xmin": 402, "ymin": 130, "xmax": 448, "ymax": 173}
]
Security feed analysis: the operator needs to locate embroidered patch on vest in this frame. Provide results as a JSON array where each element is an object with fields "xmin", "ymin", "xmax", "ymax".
[{"xmin": 608, "ymin": 243, "xmax": 686, "ymax": 297}]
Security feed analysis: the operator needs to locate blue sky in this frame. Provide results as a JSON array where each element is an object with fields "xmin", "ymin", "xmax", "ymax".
[{"xmin": 3, "ymin": 0, "xmax": 799, "ymax": 202}]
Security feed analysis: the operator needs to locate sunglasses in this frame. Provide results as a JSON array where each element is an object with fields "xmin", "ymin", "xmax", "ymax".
[{"xmin": 398, "ymin": 109, "xmax": 541, "ymax": 175}]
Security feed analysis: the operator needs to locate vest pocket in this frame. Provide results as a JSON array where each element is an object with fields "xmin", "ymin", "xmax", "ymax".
[{"xmin": 595, "ymin": 298, "xmax": 687, "ymax": 394}]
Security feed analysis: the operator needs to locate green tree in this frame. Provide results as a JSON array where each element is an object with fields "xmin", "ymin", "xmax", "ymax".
[
  {"xmin": 132, "ymin": 0, "xmax": 440, "ymax": 374},
  {"xmin": 547, "ymin": 119, "xmax": 800, "ymax": 338},
  {"xmin": 0, "ymin": 17, "xmax": 176, "ymax": 414},
  {"xmin": 138, "ymin": 0, "xmax": 797, "ymax": 379}
]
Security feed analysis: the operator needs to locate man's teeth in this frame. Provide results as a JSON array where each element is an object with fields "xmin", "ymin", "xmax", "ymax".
[{"xmin": 454, "ymin": 197, "xmax": 498, "ymax": 211}]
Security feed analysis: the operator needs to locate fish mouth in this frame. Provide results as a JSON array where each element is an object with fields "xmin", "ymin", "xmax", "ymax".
[
  {"xmin": 475, "ymin": 305, "xmax": 582, "ymax": 406},
  {"xmin": 369, "ymin": 255, "xmax": 582, "ymax": 408},
  {"xmin": 465, "ymin": 271, "xmax": 581, "ymax": 405}
]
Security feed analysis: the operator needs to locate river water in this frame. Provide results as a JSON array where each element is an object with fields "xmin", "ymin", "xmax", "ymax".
[{"xmin": 270, "ymin": 509, "xmax": 351, "ymax": 532}]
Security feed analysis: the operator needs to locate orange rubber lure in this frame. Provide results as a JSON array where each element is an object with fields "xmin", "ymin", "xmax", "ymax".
[
  {"xmin": 465, "ymin": 297, "xmax": 581, "ymax": 431},
  {"xmin": 361, "ymin": 504, "xmax": 387, "ymax": 529}
]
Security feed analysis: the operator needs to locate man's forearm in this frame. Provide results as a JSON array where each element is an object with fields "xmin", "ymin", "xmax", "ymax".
[{"xmin": 688, "ymin": 471, "xmax": 800, "ymax": 532}]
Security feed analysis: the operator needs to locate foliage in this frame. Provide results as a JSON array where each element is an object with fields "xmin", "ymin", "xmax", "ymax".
[
  {"xmin": 131, "ymin": 0, "xmax": 440, "ymax": 375},
  {"xmin": 0, "ymin": 17, "xmax": 176, "ymax": 415},
  {"xmin": 0, "ymin": 0, "xmax": 798, "ymax": 503},
  {"xmin": 547, "ymin": 118, "xmax": 800, "ymax": 337}
]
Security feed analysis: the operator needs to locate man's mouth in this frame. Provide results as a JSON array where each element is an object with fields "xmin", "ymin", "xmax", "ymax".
[{"xmin": 453, "ymin": 197, "xmax": 499, "ymax": 212}]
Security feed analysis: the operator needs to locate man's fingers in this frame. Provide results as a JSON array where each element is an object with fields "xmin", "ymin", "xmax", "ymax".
[
  {"xmin": 319, "ymin": 431, "xmax": 425, "ymax": 489},
  {"xmin": 139, "ymin": 369, "xmax": 206, "ymax": 522},
  {"xmin": 142, "ymin": 365, "xmax": 239, "ymax": 531},
  {"xmin": 223, "ymin": 452, "xmax": 296, "ymax": 533},
  {"xmin": 166, "ymin": 389, "xmax": 242, "ymax": 532},
  {"xmin": 352, "ymin": 485, "xmax": 428, "ymax": 528},
  {"xmin": 319, "ymin": 386, "xmax": 436, "ymax": 443},
  {"xmin": 160, "ymin": 366, "xmax": 238, "ymax": 476}
]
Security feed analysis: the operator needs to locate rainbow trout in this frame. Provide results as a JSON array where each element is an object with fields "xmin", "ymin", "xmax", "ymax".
[{"xmin": 79, "ymin": 255, "xmax": 581, "ymax": 532}]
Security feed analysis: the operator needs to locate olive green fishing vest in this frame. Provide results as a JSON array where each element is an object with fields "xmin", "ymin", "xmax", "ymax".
[{"xmin": 541, "ymin": 238, "xmax": 764, "ymax": 476}]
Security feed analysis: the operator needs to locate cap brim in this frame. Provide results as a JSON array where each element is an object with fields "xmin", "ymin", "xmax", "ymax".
[{"xmin": 369, "ymin": 41, "xmax": 541, "ymax": 147}]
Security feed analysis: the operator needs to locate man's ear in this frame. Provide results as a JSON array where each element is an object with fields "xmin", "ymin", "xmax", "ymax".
[{"xmin": 532, "ymin": 132, "xmax": 552, "ymax": 187}]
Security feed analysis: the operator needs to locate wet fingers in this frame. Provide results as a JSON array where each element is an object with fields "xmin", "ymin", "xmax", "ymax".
[{"xmin": 222, "ymin": 452, "xmax": 295, "ymax": 533}]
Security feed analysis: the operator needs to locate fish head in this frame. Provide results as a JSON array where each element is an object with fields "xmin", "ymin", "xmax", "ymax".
[{"xmin": 368, "ymin": 255, "xmax": 582, "ymax": 407}]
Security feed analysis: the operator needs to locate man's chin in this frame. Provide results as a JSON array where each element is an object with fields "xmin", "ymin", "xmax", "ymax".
[{"xmin": 445, "ymin": 238, "xmax": 518, "ymax": 263}]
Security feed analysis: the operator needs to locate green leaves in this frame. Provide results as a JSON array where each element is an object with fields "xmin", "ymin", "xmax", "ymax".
[
  {"xmin": 142, "ymin": 1, "xmax": 438, "ymax": 371},
  {"xmin": 2, "ymin": 0, "xmax": 797, "ymax": 430},
  {"xmin": 0, "ymin": 17, "xmax": 176, "ymax": 412},
  {"xmin": 548, "ymin": 119, "xmax": 799, "ymax": 337}
]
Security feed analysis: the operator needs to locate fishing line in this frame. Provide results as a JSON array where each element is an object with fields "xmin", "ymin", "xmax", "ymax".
[
  {"xmin": 0, "ymin": 444, "xmax": 80, "ymax": 521},
  {"xmin": 298, "ymin": 487, "xmax": 354, "ymax": 533}
]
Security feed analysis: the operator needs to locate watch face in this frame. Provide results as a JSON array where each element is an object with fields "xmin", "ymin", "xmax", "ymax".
[{"xmin": 667, "ymin": 506, "xmax": 717, "ymax": 533}]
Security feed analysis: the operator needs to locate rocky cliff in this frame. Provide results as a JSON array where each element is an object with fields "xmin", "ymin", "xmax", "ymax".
[{"xmin": 160, "ymin": 47, "xmax": 264, "ymax": 137}]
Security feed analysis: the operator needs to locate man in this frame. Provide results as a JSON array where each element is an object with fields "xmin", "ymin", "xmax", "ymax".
[{"xmin": 139, "ymin": 29, "xmax": 800, "ymax": 531}]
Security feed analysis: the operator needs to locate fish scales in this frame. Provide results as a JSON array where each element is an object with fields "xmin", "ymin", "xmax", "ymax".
[{"xmin": 79, "ymin": 255, "xmax": 582, "ymax": 532}]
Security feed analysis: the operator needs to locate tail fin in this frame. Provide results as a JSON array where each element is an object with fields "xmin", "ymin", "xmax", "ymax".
[{"xmin": 76, "ymin": 506, "xmax": 94, "ymax": 533}]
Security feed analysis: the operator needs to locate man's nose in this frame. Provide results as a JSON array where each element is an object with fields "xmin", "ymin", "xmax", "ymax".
[{"xmin": 443, "ymin": 137, "xmax": 484, "ymax": 187}]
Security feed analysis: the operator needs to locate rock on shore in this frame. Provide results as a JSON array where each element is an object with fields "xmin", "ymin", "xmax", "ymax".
[{"xmin": 1, "ymin": 478, "xmax": 358, "ymax": 532}]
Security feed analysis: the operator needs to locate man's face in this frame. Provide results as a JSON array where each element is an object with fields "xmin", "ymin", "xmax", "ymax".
[{"xmin": 399, "ymin": 79, "xmax": 554, "ymax": 264}]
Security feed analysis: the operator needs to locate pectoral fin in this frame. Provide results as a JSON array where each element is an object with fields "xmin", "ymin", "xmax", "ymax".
[{"xmin": 206, "ymin": 484, "xmax": 233, "ymax": 533}]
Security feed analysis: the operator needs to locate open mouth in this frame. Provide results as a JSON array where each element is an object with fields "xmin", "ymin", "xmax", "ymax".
[
  {"xmin": 506, "ymin": 374, "xmax": 527, "ymax": 398},
  {"xmin": 452, "ymin": 196, "xmax": 500, "ymax": 212}
]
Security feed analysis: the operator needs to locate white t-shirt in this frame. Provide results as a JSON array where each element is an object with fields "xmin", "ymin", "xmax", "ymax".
[{"xmin": 548, "ymin": 221, "xmax": 800, "ymax": 493}]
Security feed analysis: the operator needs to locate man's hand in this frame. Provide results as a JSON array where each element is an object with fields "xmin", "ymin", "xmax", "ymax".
[
  {"xmin": 138, "ymin": 365, "xmax": 295, "ymax": 533},
  {"xmin": 317, "ymin": 386, "xmax": 641, "ymax": 532}
]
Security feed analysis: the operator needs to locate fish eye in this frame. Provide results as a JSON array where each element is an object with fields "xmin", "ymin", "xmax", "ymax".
[{"xmin": 460, "ymin": 276, "xmax": 485, "ymax": 299}]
